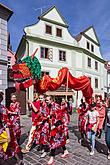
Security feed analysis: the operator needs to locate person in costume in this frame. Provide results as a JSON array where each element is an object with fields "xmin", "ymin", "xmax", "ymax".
[
  {"xmin": 21, "ymin": 93, "xmax": 40, "ymax": 153},
  {"xmin": 78, "ymin": 99, "xmax": 87, "ymax": 143},
  {"xmin": 9, "ymin": 93, "xmax": 21, "ymax": 144},
  {"xmin": 0, "ymin": 92, "xmax": 22, "ymax": 164},
  {"xmin": 38, "ymin": 95, "xmax": 50, "ymax": 158},
  {"xmin": 105, "ymin": 98, "xmax": 110, "ymax": 160},
  {"xmin": 68, "ymin": 98, "xmax": 73, "ymax": 115},
  {"xmin": 61, "ymin": 98, "xmax": 70, "ymax": 143},
  {"xmin": 46, "ymin": 96, "xmax": 69, "ymax": 165},
  {"xmin": 96, "ymin": 100, "xmax": 106, "ymax": 139},
  {"xmin": 0, "ymin": 92, "xmax": 10, "ymax": 160},
  {"xmin": 85, "ymin": 103, "xmax": 99, "ymax": 156}
]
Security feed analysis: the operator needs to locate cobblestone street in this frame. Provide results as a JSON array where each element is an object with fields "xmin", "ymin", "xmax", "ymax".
[{"xmin": 2, "ymin": 113, "xmax": 110, "ymax": 165}]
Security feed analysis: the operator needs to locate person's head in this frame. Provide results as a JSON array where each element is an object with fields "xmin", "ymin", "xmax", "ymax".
[
  {"xmin": 62, "ymin": 98, "xmax": 66, "ymax": 103},
  {"xmin": 34, "ymin": 93, "xmax": 39, "ymax": 100},
  {"xmin": 11, "ymin": 93, "xmax": 17, "ymax": 103},
  {"xmin": 69, "ymin": 98, "xmax": 72, "ymax": 101},
  {"xmin": 0, "ymin": 92, "xmax": 4, "ymax": 103},
  {"xmin": 45, "ymin": 95, "xmax": 53, "ymax": 105},
  {"xmin": 39, "ymin": 94, "xmax": 44, "ymax": 103},
  {"xmin": 97, "ymin": 96, "xmax": 100, "ymax": 101},
  {"xmin": 90, "ymin": 103, "xmax": 96, "ymax": 111}
]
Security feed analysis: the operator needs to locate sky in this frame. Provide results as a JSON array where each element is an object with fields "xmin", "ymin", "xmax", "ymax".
[{"xmin": 1, "ymin": 0, "xmax": 110, "ymax": 60}]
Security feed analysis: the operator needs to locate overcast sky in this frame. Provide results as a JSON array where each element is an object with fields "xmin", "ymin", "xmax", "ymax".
[{"xmin": 1, "ymin": 0, "xmax": 110, "ymax": 60}]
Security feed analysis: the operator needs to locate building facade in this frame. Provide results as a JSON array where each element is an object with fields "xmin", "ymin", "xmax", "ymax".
[
  {"xmin": 0, "ymin": 3, "xmax": 13, "ymax": 104},
  {"xmin": 16, "ymin": 6, "xmax": 107, "ymax": 106}
]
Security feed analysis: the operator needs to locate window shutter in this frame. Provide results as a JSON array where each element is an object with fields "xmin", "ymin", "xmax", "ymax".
[{"xmin": 48, "ymin": 48, "xmax": 53, "ymax": 61}]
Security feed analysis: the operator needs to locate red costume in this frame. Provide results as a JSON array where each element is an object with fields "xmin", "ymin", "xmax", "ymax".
[
  {"xmin": 78, "ymin": 103, "xmax": 88, "ymax": 135},
  {"xmin": 9, "ymin": 102, "xmax": 21, "ymax": 141},
  {"xmin": 0, "ymin": 104, "xmax": 20, "ymax": 159},
  {"xmin": 96, "ymin": 102, "xmax": 105, "ymax": 134},
  {"xmin": 48, "ymin": 102, "xmax": 66, "ymax": 149},
  {"xmin": 61, "ymin": 102, "xmax": 70, "ymax": 138}
]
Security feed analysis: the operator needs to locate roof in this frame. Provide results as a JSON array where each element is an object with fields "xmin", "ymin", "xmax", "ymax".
[
  {"xmin": 38, "ymin": 5, "xmax": 68, "ymax": 28},
  {"xmin": 0, "ymin": 3, "xmax": 13, "ymax": 21},
  {"xmin": 75, "ymin": 26, "xmax": 100, "ymax": 46}
]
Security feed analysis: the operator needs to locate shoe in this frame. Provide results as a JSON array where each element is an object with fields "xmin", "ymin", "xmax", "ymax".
[
  {"xmin": 21, "ymin": 148, "xmax": 30, "ymax": 154},
  {"xmin": 107, "ymin": 154, "xmax": 110, "ymax": 160},
  {"xmin": 89, "ymin": 150, "xmax": 94, "ymax": 156},
  {"xmin": 61, "ymin": 150, "xmax": 69, "ymax": 158},
  {"xmin": 66, "ymin": 139, "xmax": 70, "ymax": 144},
  {"xmin": 48, "ymin": 157, "xmax": 54, "ymax": 165},
  {"xmin": 40, "ymin": 152, "xmax": 47, "ymax": 158}
]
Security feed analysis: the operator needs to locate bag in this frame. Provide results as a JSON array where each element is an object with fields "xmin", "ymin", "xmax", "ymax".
[{"xmin": 0, "ymin": 130, "xmax": 8, "ymax": 152}]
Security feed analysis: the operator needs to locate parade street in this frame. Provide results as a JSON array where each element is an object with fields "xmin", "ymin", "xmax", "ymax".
[{"xmin": 3, "ymin": 112, "xmax": 109, "ymax": 165}]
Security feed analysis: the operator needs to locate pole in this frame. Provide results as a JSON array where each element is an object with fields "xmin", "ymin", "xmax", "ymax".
[
  {"xmin": 76, "ymin": 91, "xmax": 78, "ymax": 108},
  {"xmin": 66, "ymin": 70, "xmax": 69, "ymax": 101}
]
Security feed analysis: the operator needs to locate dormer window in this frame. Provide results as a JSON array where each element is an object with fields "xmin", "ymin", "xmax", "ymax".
[
  {"xmin": 45, "ymin": 25, "xmax": 52, "ymax": 35},
  {"xmin": 87, "ymin": 41, "xmax": 90, "ymax": 50},
  {"xmin": 91, "ymin": 44, "xmax": 94, "ymax": 52},
  {"xmin": 56, "ymin": 28, "xmax": 62, "ymax": 37}
]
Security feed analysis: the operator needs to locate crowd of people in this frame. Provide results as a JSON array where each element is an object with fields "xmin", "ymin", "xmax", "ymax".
[
  {"xmin": 0, "ymin": 91, "xmax": 110, "ymax": 165},
  {"xmin": 22, "ymin": 94, "xmax": 71, "ymax": 165},
  {"xmin": 78, "ymin": 96, "xmax": 110, "ymax": 158}
]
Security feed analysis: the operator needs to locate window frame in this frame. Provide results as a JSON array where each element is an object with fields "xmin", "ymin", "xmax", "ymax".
[
  {"xmin": 87, "ymin": 41, "xmax": 90, "ymax": 50},
  {"xmin": 91, "ymin": 44, "xmax": 94, "ymax": 52},
  {"xmin": 95, "ymin": 78, "xmax": 98, "ymax": 88},
  {"xmin": 45, "ymin": 24, "xmax": 52, "ymax": 35},
  {"xmin": 40, "ymin": 47, "xmax": 49, "ymax": 59},
  {"xmin": 87, "ymin": 57, "xmax": 91, "ymax": 67},
  {"xmin": 56, "ymin": 27, "xmax": 62, "ymax": 38},
  {"xmin": 95, "ymin": 61, "xmax": 98, "ymax": 70},
  {"xmin": 59, "ymin": 50, "xmax": 66, "ymax": 62}
]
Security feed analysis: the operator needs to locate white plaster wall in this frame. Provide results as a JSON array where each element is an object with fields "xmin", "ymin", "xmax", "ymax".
[
  {"xmin": 75, "ymin": 52, "xmax": 83, "ymax": 68},
  {"xmin": 75, "ymin": 71, "xmax": 83, "ymax": 77},
  {"xmin": 43, "ymin": 7, "xmax": 65, "ymax": 25},
  {"xmin": 78, "ymin": 35, "xmax": 102, "ymax": 58},
  {"xmin": 29, "ymin": 41, "xmax": 73, "ymax": 70},
  {"xmin": 24, "ymin": 20, "xmax": 77, "ymax": 46},
  {"xmin": 85, "ymin": 28, "xmax": 98, "ymax": 43}
]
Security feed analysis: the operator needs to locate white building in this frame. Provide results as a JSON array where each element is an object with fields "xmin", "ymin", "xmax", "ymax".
[{"xmin": 16, "ymin": 6, "xmax": 107, "ymax": 106}]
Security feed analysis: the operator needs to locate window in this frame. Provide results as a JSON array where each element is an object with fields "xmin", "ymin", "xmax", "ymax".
[
  {"xmin": 59, "ymin": 50, "xmax": 66, "ymax": 61},
  {"xmin": 56, "ymin": 28, "xmax": 62, "ymax": 37},
  {"xmin": 95, "ymin": 78, "xmax": 98, "ymax": 88},
  {"xmin": 7, "ymin": 56, "xmax": 11, "ymax": 68},
  {"xmin": 40, "ymin": 47, "xmax": 49, "ymax": 59},
  {"xmin": 88, "ymin": 57, "xmax": 91, "ymax": 67},
  {"xmin": 41, "ymin": 71, "xmax": 49, "ymax": 77},
  {"xmin": 45, "ymin": 25, "xmax": 52, "ymax": 35},
  {"xmin": 91, "ymin": 44, "xmax": 94, "ymax": 52},
  {"xmin": 95, "ymin": 61, "xmax": 98, "ymax": 70},
  {"xmin": 87, "ymin": 41, "xmax": 90, "ymax": 50}
]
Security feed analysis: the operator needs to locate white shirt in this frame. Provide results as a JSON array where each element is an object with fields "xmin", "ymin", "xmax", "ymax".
[{"xmin": 86, "ymin": 110, "xmax": 99, "ymax": 124}]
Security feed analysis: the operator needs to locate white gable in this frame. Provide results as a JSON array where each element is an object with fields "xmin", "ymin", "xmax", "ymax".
[
  {"xmin": 43, "ymin": 7, "xmax": 66, "ymax": 25},
  {"xmin": 85, "ymin": 28, "xmax": 98, "ymax": 44}
]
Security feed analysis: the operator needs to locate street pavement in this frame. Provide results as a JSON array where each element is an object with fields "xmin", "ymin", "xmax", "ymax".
[{"xmin": 1, "ymin": 113, "xmax": 110, "ymax": 165}]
